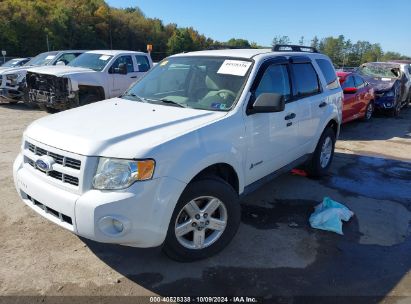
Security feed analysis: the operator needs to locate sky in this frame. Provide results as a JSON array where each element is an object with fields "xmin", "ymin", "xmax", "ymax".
[{"xmin": 106, "ymin": 0, "xmax": 411, "ymax": 56}]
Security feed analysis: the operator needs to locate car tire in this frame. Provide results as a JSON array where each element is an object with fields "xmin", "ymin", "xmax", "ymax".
[
  {"xmin": 305, "ymin": 127, "xmax": 336, "ymax": 178},
  {"xmin": 163, "ymin": 177, "xmax": 240, "ymax": 262},
  {"xmin": 79, "ymin": 94, "xmax": 99, "ymax": 107},
  {"xmin": 390, "ymin": 101, "xmax": 401, "ymax": 117},
  {"xmin": 362, "ymin": 101, "xmax": 373, "ymax": 121},
  {"xmin": 45, "ymin": 107, "xmax": 58, "ymax": 114}
]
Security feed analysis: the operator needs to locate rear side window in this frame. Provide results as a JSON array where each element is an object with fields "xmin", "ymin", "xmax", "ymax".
[
  {"xmin": 291, "ymin": 63, "xmax": 320, "ymax": 97},
  {"xmin": 316, "ymin": 59, "xmax": 339, "ymax": 90},
  {"xmin": 341, "ymin": 76, "xmax": 355, "ymax": 89},
  {"xmin": 354, "ymin": 75, "xmax": 365, "ymax": 88},
  {"xmin": 254, "ymin": 64, "xmax": 291, "ymax": 102},
  {"xmin": 135, "ymin": 55, "xmax": 150, "ymax": 72}
]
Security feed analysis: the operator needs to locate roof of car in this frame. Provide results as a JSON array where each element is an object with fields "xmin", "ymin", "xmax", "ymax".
[
  {"xmin": 85, "ymin": 50, "xmax": 147, "ymax": 56},
  {"xmin": 171, "ymin": 48, "xmax": 330, "ymax": 60}
]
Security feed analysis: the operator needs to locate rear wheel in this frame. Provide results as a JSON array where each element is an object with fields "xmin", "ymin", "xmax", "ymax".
[
  {"xmin": 305, "ymin": 127, "xmax": 336, "ymax": 178},
  {"xmin": 163, "ymin": 178, "xmax": 240, "ymax": 262}
]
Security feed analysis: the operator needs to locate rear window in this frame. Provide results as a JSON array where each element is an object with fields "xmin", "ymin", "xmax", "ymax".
[
  {"xmin": 291, "ymin": 63, "xmax": 321, "ymax": 97},
  {"xmin": 316, "ymin": 59, "xmax": 339, "ymax": 90}
]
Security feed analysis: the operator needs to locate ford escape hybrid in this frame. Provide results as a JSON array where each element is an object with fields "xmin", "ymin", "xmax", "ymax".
[{"xmin": 13, "ymin": 45, "xmax": 342, "ymax": 261}]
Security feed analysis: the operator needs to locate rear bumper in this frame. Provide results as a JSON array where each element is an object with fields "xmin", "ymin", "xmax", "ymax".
[{"xmin": 13, "ymin": 153, "xmax": 187, "ymax": 248}]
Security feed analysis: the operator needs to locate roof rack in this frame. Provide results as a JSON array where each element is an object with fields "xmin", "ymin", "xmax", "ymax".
[{"xmin": 272, "ymin": 44, "xmax": 319, "ymax": 53}]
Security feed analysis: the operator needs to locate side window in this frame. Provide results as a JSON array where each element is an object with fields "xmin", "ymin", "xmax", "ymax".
[
  {"xmin": 254, "ymin": 64, "xmax": 291, "ymax": 102},
  {"xmin": 354, "ymin": 75, "xmax": 365, "ymax": 88},
  {"xmin": 110, "ymin": 56, "xmax": 134, "ymax": 74},
  {"xmin": 135, "ymin": 55, "xmax": 150, "ymax": 72},
  {"xmin": 341, "ymin": 76, "xmax": 355, "ymax": 89},
  {"xmin": 316, "ymin": 59, "xmax": 339, "ymax": 90},
  {"xmin": 291, "ymin": 63, "xmax": 321, "ymax": 97},
  {"xmin": 54, "ymin": 53, "xmax": 79, "ymax": 65}
]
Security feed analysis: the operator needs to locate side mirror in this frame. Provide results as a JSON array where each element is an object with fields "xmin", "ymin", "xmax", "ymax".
[
  {"xmin": 249, "ymin": 93, "xmax": 285, "ymax": 114},
  {"xmin": 118, "ymin": 63, "xmax": 127, "ymax": 75},
  {"xmin": 56, "ymin": 61, "xmax": 65, "ymax": 66},
  {"xmin": 343, "ymin": 87, "xmax": 358, "ymax": 94}
]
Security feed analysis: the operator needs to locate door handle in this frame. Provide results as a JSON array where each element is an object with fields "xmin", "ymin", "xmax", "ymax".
[
  {"xmin": 319, "ymin": 101, "xmax": 327, "ymax": 108},
  {"xmin": 284, "ymin": 113, "xmax": 296, "ymax": 120},
  {"xmin": 130, "ymin": 76, "xmax": 137, "ymax": 79}
]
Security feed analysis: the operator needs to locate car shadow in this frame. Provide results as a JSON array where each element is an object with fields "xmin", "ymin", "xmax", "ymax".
[
  {"xmin": 339, "ymin": 107, "xmax": 411, "ymax": 141},
  {"xmin": 0, "ymin": 102, "xmax": 41, "ymax": 111},
  {"xmin": 84, "ymin": 152, "xmax": 411, "ymax": 301}
]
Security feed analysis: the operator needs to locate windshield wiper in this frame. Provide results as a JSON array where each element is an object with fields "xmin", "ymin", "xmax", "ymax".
[
  {"xmin": 121, "ymin": 92, "xmax": 145, "ymax": 102},
  {"xmin": 157, "ymin": 98, "xmax": 187, "ymax": 108}
]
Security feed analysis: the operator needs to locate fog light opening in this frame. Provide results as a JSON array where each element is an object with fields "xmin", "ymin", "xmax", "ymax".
[{"xmin": 112, "ymin": 218, "xmax": 124, "ymax": 233}]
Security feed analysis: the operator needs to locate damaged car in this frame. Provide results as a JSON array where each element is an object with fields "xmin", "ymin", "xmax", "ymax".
[
  {"xmin": 26, "ymin": 50, "xmax": 153, "ymax": 112},
  {"xmin": 358, "ymin": 62, "xmax": 408, "ymax": 116},
  {"xmin": 0, "ymin": 50, "xmax": 84, "ymax": 104}
]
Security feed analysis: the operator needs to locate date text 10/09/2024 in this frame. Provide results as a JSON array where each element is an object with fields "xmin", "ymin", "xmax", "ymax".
[{"xmin": 149, "ymin": 296, "xmax": 261, "ymax": 303}]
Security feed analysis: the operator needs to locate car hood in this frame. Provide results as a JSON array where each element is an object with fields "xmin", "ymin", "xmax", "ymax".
[
  {"xmin": 25, "ymin": 98, "xmax": 226, "ymax": 158},
  {"xmin": 362, "ymin": 76, "xmax": 396, "ymax": 92},
  {"xmin": 27, "ymin": 65, "xmax": 95, "ymax": 77},
  {"xmin": 0, "ymin": 66, "xmax": 32, "ymax": 75}
]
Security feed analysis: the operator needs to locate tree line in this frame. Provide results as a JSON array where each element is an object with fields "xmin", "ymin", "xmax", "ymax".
[{"xmin": 0, "ymin": 0, "xmax": 409, "ymax": 65}]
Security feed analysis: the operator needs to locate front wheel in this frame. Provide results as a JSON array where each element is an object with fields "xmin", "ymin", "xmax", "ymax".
[
  {"xmin": 163, "ymin": 178, "xmax": 240, "ymax": 262},
  {"xmin": 305, "ymin": 127, "xmax": 336, "ymax": 178},
  {"xmin": 362, "ymin": 101, "xmax": 373, "ymax": 121}
]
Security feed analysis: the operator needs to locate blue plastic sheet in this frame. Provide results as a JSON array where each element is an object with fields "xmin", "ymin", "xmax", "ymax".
[{"xmin": 309, "ymin": 197, "xmax": 354, "ymax": 235}]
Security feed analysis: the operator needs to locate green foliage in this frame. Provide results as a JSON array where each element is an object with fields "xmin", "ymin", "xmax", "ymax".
[{"xmin": 0, "ymin": 0, "xmax": 409, "ymax": 65}]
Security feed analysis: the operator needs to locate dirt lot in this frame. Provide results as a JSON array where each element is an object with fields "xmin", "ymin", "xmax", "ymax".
[{"xmin": 0, "ymin": 103, "xmax": 410, "ymax": 303}]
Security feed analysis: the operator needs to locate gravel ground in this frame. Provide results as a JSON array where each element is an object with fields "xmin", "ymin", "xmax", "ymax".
[{"xmin": 0, "ymin": 103, "xmax": 410, "ymax": 303}]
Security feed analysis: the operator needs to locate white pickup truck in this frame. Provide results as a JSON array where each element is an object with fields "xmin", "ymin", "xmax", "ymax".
[
  {"xmin": 13, "ymin": 46, "xmax": 342, "ymax": 261},
  {"xmin": 26, "ymin": 50, "xmax": 153, "ymax": 112}
]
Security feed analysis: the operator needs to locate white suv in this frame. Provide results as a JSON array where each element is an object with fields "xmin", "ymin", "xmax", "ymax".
[{"xmin": 13, "ymin": 46, "xmax": 342, "ymax": 261}]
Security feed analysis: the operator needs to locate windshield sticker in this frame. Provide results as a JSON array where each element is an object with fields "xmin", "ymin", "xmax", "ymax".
[
  {"xmin": 381, "ymin": 78, "xmax": 392, "ymax": 81},
  {"xmin": 211, "ymin": 102, "xmax": 226, "ymax": 110},
  {"xmin": 45, "ymin": 55, "xmax": 55, "ymax": 60},
  {"xmin": 99, "ymin": 55, "xmax": 110, "ymax": 61},
  {"xmin": 160, "ymin": 60, "xmax": 168, "ymax": 66},
  {"xmin": 217, "ymin": 60, "xmax": 252, "ymax": 76}
]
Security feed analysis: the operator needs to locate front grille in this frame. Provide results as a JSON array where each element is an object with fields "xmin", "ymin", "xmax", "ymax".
[
  {"xmin": 25, "ymin": 141, "xmax": 81, "ymax": 187},
  {"xmin": 25, "ymin": 192, "xmax": 73, "ymax": 225},
  {"xmin": 27, "ymin": 142, "xmax": 81, "ymax": 169}
]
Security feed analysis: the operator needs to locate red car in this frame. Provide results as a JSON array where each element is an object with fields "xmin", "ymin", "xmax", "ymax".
[{"xmin": 337, "ymin": 72, "xmax": 375, "ymax": 123}]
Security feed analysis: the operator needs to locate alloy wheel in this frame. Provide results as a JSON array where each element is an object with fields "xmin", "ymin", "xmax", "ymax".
[{"xmin": 175, "ymin": 196, "xmax": 228, "ymax": 250}]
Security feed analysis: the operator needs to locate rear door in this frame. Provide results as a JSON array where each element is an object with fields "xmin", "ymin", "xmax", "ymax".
[
  {"xmin": 133, "ymin": 55, "xmax": 152, "ymax": 80},
  {"xmin": 340, "ymin": 75, "xmax": 356, "ymax": 122},
  {"xmin": 291, "ymin": 57, "xmax": 325, "ymax": 151}
]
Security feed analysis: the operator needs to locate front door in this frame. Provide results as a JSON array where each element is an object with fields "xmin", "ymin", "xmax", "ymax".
[
  {"xmin": 244, "ymin": 61, "xmax": 301, "ymax": 185},
  {"xmin": 108, "ymin": 55, "xmax": 139, "ymax": 98}
]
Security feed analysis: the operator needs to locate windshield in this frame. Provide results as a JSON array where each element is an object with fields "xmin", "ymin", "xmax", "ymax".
[
  {"xmin": 68, "ymin": 53, "xmax": 113, "ymax": 71},
  {"xmin": 122, "ymin": 56, "xmax": 252, "ymax": 111},
  {"xmin": 359, "ymin": 64, "xmax": 400, "ymax": 79},
  {"xmin": 24, "ymin": 52, "xmax": 58, "ymax": 66},
  {"xmin": 2, "ymin": 59, "xmax": 24, "ymax": 67}
]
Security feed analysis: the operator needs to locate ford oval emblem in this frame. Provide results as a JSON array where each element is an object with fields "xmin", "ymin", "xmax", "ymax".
[{"xmin": 35, "ymin": 156, "xmax": 54, "ymax": 172}]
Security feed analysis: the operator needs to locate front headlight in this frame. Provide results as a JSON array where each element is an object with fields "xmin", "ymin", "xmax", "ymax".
[
  {"xmin": 6, "ymin": 73, "xmax": 24, "ymax": 85},
  {"xmin": 384, "ymin": 90, "xmax": 395, "ymax": 97},
  {"xmin": 93, "ymin": 157, "xmax": 155, "ymax": 190}
]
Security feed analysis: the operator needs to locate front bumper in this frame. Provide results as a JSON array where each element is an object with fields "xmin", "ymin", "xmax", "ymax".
[
  {"xmin": 28, "ymin": 89, "xmax": 77, "ymax": 110},
  {"xmin": 13, "ymin": 153, "xmax": 187, "ymax": 248},
  {"xmin": 374, "ymin": 95, "xmax": 396, "ymax": 111}
]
